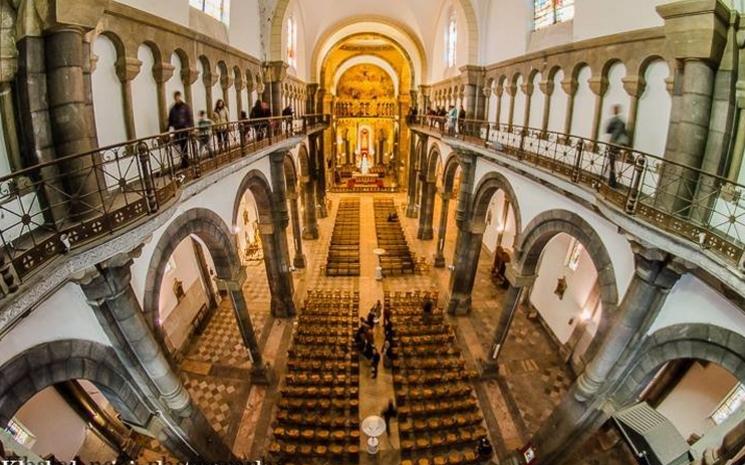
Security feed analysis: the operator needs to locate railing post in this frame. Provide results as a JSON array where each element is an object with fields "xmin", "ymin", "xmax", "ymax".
[
  {"xmin": 303, "ymin": 116, "xmax": 307, "ymax": 134},
  {"xmin": 484, "ymin": 123, "xmax": 491, "ymax": 146},
  {"xmin": 518, "ymin": 127, "xmax": 526, "ymax": 159},
  {"xmin": 137, "ymin": 141, "xmax": 159, "ymax": 214},
  {"xmin": 625, "ymin": 154, "xmax": 645, "ymax": 214},
  {"xmin": 190, "ymin": 132, "xmax": 201, "ymax": 179},
  {"xmin": 572, "ymin": 139, "xmax": 584, "ymax": 183}
]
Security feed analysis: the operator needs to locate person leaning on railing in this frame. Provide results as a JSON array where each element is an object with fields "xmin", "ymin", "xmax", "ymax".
[{"xmin": 213, "ymin": 99, "xmax": 230, "ymax": 151}]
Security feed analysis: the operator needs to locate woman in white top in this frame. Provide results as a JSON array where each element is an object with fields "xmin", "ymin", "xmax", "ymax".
[{"xmin": 213, "ymin": 99, "xmax": 230, "ymax": 150}]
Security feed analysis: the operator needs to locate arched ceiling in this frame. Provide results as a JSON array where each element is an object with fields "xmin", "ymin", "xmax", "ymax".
[
  {"xmin": 269, "ymin": 0, "xmax": 479, "ymax": 82},
  {"xmin": 332, "ymin": 56, "xmax": 400, "ymax": 97}
]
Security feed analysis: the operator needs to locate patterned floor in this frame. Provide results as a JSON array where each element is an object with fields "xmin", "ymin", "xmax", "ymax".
[{"xmin": 170, "ymin": 191, "xmax": 599, "ymax": 463}]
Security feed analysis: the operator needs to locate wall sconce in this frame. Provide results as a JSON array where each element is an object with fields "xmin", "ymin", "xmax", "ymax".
[
  {"xmin": 580, "ymin": 308, "xmax": 593, "ymax": 322},
  {"xmin": 447, "ymin": 264, "xmax": 455, "ymax": 271}
]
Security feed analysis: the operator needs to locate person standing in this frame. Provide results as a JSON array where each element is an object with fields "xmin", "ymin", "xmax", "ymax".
[
  {"xmin": 458, "ymin": 104, "xmax": 467, "ymax": 134},
  {"xmin": 168, "ymin": 91, "xmax": 194, "ymax": 167},
  {"xmin": 196, "ymin": 110, "xmax": 213, "ymax": 158},
  {"xmin": 605, "ymin": 104, "xmax": 629, "ymax": 188},
  {"xmin": 371, "ymin": 348, "xmax": 381, "ymax": 379},
  {"xmin": 447, "ymin": 105, "xmax": 458, "ymax": 136},
  {"xmin": 213, "ymin": 99, "xmax": 230, "ymax": 151}
]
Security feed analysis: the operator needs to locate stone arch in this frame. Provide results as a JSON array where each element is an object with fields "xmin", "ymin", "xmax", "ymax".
[
  {"xmin": 284, "ymin": 152, "xmax": 299, "ymax": 194},
  {"xmin": 442, "ymin": 152, "xmax": 461, "ymax": 192},
  {"xmin": 172, "ymin": 48, "xmax": 191, "ymax": 76},
  {"xmin": 140, "ymin": 40, "xmax": 163, "ymax": 66},
  {"xmin": 0, "ymin": 339, "xmax": 149, "ymax": 428},
  {"xmin": 637, "ymin": 54, "xmax": 668, "ymax": 78},
  {"xmin": 471, "ymin": 171, "xmax": 523, "ymax": 238},
  {"xmin": 232, "ymin": 169, "xmax": 275, "ymax": 227},
  {"xmin": 515, "ymin": 209, "xmax": 619, "ymax": 362},
  {"xmin": 98, "ymin": 30, "xmax": 127, "ymax": 60},
  {"xmin": 612, "ymin": 323, "xmax": 745, "ymax": 406},
  {"xmin": 142, "ymin": 208, "xmax": 241, "ymax": 339}
]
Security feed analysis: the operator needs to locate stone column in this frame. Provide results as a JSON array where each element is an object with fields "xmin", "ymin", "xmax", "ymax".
[
  {"xmin": 234, "ymin": 73, "xmax": 245, "ymax": 118},
  {"xmin": 419, "ymin": 85, "xmax": 431, "ymax": 111},
  {"xmin": 116, "ymin": 56, "xmax": 142, "ymax": 140},
  {"xmin": 220, "ymin": 72, "xmax": 234, "ymax": 109},
  {"xmin": 446, "ymin": 151, "xmax": 478, "ymax": 315},
  {"xmin": 153, "ymin": 61, "xmax": 175, "ymax": 132},
  {"xmin": 416, "ymin": 176, "xmax": 435, "ymax": 240},
  {"xmin": 75, "ymin": 253, "xmax": 233, "ymax": 460},
  {"xmin": 301, "ymin": 177, "xmax": 319, "ymax": 239},
  {"xmin": 539, "ymin": 78, "xmax": 555, "ymax": 133},
  {"xmin": 433, "ymin": 191, "xmax": 452, "ymax": 268},
  {"xmin": 530, "ymin": 246, "xmax": 689, "ymax": 464},
  {"xmin": 406, "ymin": 132, "xmax": 419, "ymax": 217},
  {"xmin": 494, "ymin": 85, "xmax": 504, "ymax": 126},
  {"xmin": 46, "ymin": 27, "xmax": 101, "ymax": 209},
  {"xmin": 481, "ymin": 266, "xmax": 536, "ymax": 377},
  {"xmin": 459, "ymin": 65, "xmax": 486, "ymax": 119},
  {"xmin": 287, "ymin": 192, "xmax": 306, "ymax": 268},
  {"xmin": 313, "ymin": 134, "xmax": 328, "ymax": 218},
  {"xmin": 267, "ymin": 151, "xmax": 297, "ymax": 317},
  {"xmin": 306, "ymin": 83, "xmax": 318, "ymax": 114},
  {"xmin": 506, "ymin": 83, "xmax": 517, "ymax": 127},
  {"xmin": 182, "ymin": 67, "xmax": 200, "ymax": 110},
  {"xmin": 655, "ymin": 0, "xmax": 728, "ymax": 214},
  {"xmin": 521, "ymin": 80, "xmax": 534, "ymax": 128},
  {"xmin": 262, "ymin": 61, "xmax": 288, "ymax": 116},
  {"xmin": 561, "ymin": 77, "xmax": 578, "ymax": 135},
  {"xmin": 481, "ymin": 87, "xmax": 492, "ymax": 122},
  {"xmin": 214, "ymin": 268, "xmax": 271, "ymax": 384},
  {"xmin": 203, "ymin": 69, "xmax": 218, "ymax": 119},
  {"xmin": 588, "ymin": 75, "xmax": 608, "ymax": 141},
  {"xmin": 622, "ymin": 75, "xmax": 645, "ymax": 145}
]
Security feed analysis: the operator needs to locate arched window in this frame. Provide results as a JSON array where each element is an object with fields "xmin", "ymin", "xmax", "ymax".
[
  {"xmin": 534, "ymin": 0, "xmax": 574, "ymax": 30},
  {"xmin": 287, "ymin": 15, "xmax": 297, "ymax": 68},
  {"xmin": 445, "ymin": 7, "xmax": 457, "ymax": 68},
  {"xmin": 190, "ymin": 0, "xmax": 230, "ymax": 25}
]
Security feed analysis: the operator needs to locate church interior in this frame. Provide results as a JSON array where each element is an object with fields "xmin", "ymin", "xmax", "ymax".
[{"xmin": 1, "ymin": 1, "xmax": 745, "ymax": 464}]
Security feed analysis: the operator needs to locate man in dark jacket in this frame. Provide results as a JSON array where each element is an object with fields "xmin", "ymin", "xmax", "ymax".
[{"xmin": 168, "ymin": 91, "xmax": 194, "ymax": 167}]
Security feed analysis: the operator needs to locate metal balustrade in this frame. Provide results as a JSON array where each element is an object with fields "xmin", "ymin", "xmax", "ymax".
[
  {"xmin": 409, "ymin": 115, "xmax": 745, "ymax": 271},
  {"xmin": 0, "ymin": 114, "xmax": 330, "ymax": 298}
]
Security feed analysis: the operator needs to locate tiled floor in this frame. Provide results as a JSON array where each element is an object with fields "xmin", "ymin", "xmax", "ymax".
[{"xmin": 170, "ymin": 191, "xmax": 617, "ymax": 464}]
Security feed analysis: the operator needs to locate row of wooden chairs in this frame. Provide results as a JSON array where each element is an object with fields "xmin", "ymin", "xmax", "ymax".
[
  {"xmin": 373, "ymin": 198, "xmax": 416, "ymax": 275},
  {"xmin": 326, "ymin": 198, "xmax": 361, "ymax": 276},
  {"xmin": 389, "ymin": 291, "xmax": 489, "ymax": 462},
  {"xmin": 270, "ymin": 290, "xmax": 360, "ymax": 465}
]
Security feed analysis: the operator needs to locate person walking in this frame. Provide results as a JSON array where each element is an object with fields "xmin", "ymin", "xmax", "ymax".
[
  {"xmin": 422, "ymin": 296, "xmax": 434, "ymax": 323},
  {"xmin": 605, "ymin": 104, "xmax": 630, "ymax": 188},
  {"xmin": 381, "ymin": 400, "xmax": 398, "ymax": 434},
  {"xmin": 213, "ymin": 99, "xmax": 230, "ymax": 151},
  {"xmin": 167, "ymin": 91, "xmax": 194, "ymax": 167}
]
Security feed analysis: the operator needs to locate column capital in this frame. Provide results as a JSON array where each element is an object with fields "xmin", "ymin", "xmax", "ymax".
[
  {"xmin": 72, "ymin": 253, "xmax": 136, "ymax": 303},
  {"xmin": 561, "ymin": 78, "xmax": 578, "ymax": 96},
  {"xmin": 418, "ymin": 84, "xmax": 431, "ymax": 97},
  {"xmin": 153, "ymin": 62, "xmax": 175, "ymax": 84},
  {"xmin": 115, "ymin": 56, "xmax": 142, "ymax": 82},
  {"xmin": 521, "ymin": 81, "xmax": 535, "ymax": 97},
  {"xmin": 270, "ymin": 150, "xmax": 289, "ymax": 163},
  {"xmin": 220, "ymin": 74, "xmax": 234, "ymax": 90},
  {"xmin": 588, "ymin": 75, "xmax": 608, "ymax": 97},
  {"xmin": 203, "ymin": 70, "xmax": 219, "ymax": 88},
  {"xmin": 438, "ymin": 190, "xmax": 452, "ymax": 201},
  {"xmin": 233, "ymin": 73, "xmax": 245, "ymax": 91},
  {"xmin": 257, "ymin": 221, "xmax": 275, "ymax": 235},
  {"xmin": 215, "ymin": 267, "xmax": 247, "ymax": 291},
  {"xmin": 482, "ymin": 86, "xmax": 493, "ymax": 97},
  {"xmin": 657, "ymin": 0, "xmax": 730, "ymax": 65},
  {"xmin": 505, "ymin": 83, "xmax": 517, "ymax": 97},
  {"xmin": 505, "ymin": 263, "xmax": 536, "ymax": 288},
  {"xmin": 622, "ymin": 75, "xmax": 646, "ymax": 98},
  {"xmin": 459, "ymin": 65, "xmax": 486, "ymax": 86},
  {"xmin": 539, "ymin": 79, "xmax": 555, "ymax": 97},
  {"xmin": 262, "ymin": 60, "xmax": 288, "ymax": 83},
  {"xmin": 631, "ymin": 241, "xmax": 694, "ymax": 289},
  {"xmin": 182, "ymin": 67, "xmax": 200, "ymax": 86}
]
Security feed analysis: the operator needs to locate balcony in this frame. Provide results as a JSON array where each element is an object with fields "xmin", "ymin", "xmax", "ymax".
[
  {"xmin": 409, "ymin": 116, "xmax": 745, "ymax": 274},
  {"xmin": 0, "ymin": 115, "xmax": 330, "ymax": 299}
]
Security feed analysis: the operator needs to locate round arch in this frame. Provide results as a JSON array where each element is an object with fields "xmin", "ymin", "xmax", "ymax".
[
  {"xmin": 471, "ymin": 171, "xmax": 523, "ymax": 237},
  {"xmin": 424, "ymin": 145, "xmax": 441, "ymax": 182},
  {"xmin": 442, "ymin": 153, "xmax": 461, "ymax": 192},
  {"xmin": 0, "ymin": 340, "xmax": 149, "ymax": 428},
  {"xmin": 514, "ymin": 209, "xmax": 619, "ymax": 362},
  {"xmin": 612, "ymin": 323, "xmax": 745, "ymax": 405},
  {"xmin": 232, "ymin": 169, "xmax": 275, "ymax": 227},
  {"xmin": 311, "ymin": 17, "xmax": 427, "ymax": 86},
  {"xmin": 142, "ymin": 208, "xmax": 241, "ymax": 337},
  {"xmin": 332, "ymin": 56, "xmax": 401, "ymax": 97}
]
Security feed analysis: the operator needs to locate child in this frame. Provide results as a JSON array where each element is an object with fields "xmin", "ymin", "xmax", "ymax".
[{"xmin": 197, "ymin": 110, "xmax": 213, "ymax": 157}]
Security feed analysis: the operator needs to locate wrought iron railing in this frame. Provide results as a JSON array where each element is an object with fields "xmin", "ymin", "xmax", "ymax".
[
  {"xmin": 0, "ymin": 114, "xmax": 330, "ymax": 298},
  {"xmin": 409, "ymin": 115, "xmax": 745, "ymax": 271}
]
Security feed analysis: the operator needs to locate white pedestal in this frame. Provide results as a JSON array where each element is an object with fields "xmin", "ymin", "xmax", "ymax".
[
  {"xmin": 375, "ymin": 265, "xmax": 383, "ymax": 280},
  {"xmin": 367, "ymin": 436, "xmax": 379, "ymax": 454}
]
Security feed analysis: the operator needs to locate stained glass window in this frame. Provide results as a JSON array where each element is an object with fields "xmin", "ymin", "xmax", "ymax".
[
  {"xmin": 446, "ymin": 7, "xmax": 457, "ymax": 68},
  {"xmin": 534, "ymin": 0, "xmax": 574, "ymax": 30},
  {"xmin": 287, "ymin": 16, "xmax": 297, "ymax": 69},
  {"xmin": 712, "ymin": 383, "xmax": 745, "ymax": 425},
  {"xmin": 190, "ymin": 0, "xmax": 230, "ymax": 25}
]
